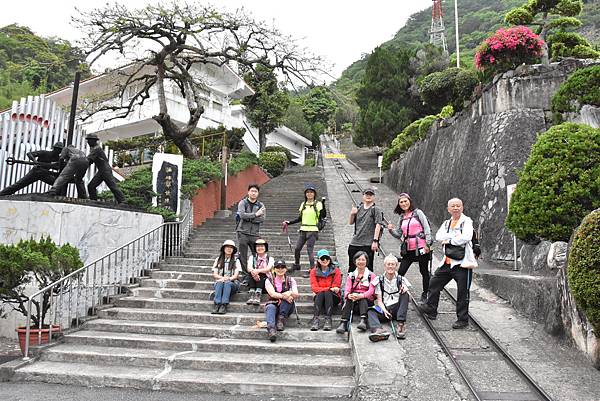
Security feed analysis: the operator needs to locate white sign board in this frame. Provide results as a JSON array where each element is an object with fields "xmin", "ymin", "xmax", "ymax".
[
  {"xmin": 506, "ymin": 184, "xmax": 517, "ymax": 211},
  {"xmin": 152, "ymin": 153, "xmax": 183, "ymax": 215},
  {"xmin": 377, "ymin": 155, "xmax": 383, "ymax": 168}
]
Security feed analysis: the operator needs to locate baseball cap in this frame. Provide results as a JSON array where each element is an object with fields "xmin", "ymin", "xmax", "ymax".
[
  {"xmin": 316, "ymin": 249, "xmax": 330, "ymax": 259},
  {"xmin": 363, "ymin": 187, "xmax": 376, "ymax": 195}
]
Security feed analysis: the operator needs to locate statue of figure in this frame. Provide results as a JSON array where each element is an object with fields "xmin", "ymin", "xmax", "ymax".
[
  {"xmin": 85, "ymin": 133, "xmax": 125, "ymax": 204},
  {"xmin": 45, "ymin": 145, "xmax": 89, "ymax": 199},
  {"xmin": 547, "ymin": 241, "xmax": 569, "ymax": 270},
  {"xmin": 0, "ymin": 142, "xmax": 64, "ymax": 196}
]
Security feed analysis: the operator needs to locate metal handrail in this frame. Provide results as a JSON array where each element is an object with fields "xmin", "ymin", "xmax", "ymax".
[{"xmin": 22, "ymin": 203, "xmax": 194, "ymax": 359}]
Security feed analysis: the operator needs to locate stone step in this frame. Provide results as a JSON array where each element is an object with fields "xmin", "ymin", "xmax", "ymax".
[
  {"xmin": 14, "ymin": 361, "xmax": 354, "ymax": 397},
  {"xmin": 130, "ymin": 287, "xmax": 317, "ymax": 302},
  {"xmin": 97, "ymin": 307, "xmax": 329, "ymax": 326},
  {"xmin": 163, "ymin": 257, "xmax": 333, "ymax": 267},
  {"xmin": 63, "ymin": 330, "xmax": 351, "ymax": 356},
  {"xmin": 41, "ymin": 345, "xmax": 354, "ymax": 376},
  {"xmin": 140, "ymin": 278, "xmax": 313, "ymax": 291},
  {"xmin": 150, "ymin": 270, "xmax": 313, "ymax": 285},
  {"xmin": 83, "ymin": 319, "xmax": 345, "ymax": 342},
  {"xmin": 115, "ymin": 297, "xmax": 318, "ymax": 314}
]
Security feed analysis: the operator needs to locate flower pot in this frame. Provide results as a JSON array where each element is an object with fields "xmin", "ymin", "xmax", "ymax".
[{"xmin": 16, "ymin": 325, "xmax": 61, "ymax": 356}]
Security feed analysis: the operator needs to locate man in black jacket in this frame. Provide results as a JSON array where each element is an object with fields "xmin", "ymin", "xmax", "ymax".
[
  {"xmin": 86, "ymin": 133, "xmax": 125, "ymax": 203},
  {"xmin": 0, "ymin": 142, "xmax": 63, "ymax": 196}
]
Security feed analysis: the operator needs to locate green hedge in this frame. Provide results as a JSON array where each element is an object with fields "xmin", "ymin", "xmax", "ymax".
[
  {"xmin": 549, "ymin": 32, "xmax": 600, "ymax": 61},
  {"xmin": 259, "ymin": 151, "xmax": 287, "ymax": 177},
  {"xmin": 506, "ymin": 123, "xmax": 600, "ymax": 242},
  {"xmin": 567, "ymin": 209, "xmax": 600, "ymax": 336},
  {"xmin": 228, "ymin": 151, "xmax": 258, "ymax": 175},
  {"xmin": 419, "ymin": 67, "xmax": 479, "ymax": 112},
  {"xmin": 264, "ymin": 146, "xmax": 292, "ymax": 161},
  {"xmin": 551, "ymin": 66, "xmax": 600, "ymax": 117}
]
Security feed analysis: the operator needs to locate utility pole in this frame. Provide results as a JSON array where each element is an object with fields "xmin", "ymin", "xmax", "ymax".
[{"xmin": 454, "ymin": 0, "xmax": 460, "ymax": 68}]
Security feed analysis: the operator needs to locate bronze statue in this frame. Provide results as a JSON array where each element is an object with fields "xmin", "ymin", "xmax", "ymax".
[
  {"xmin": 45, "ymin": 145, "xmax": 89, "ymax": 199},
  {"xmin": 0, "ymin": 142, "xmax": 63, "ymax": 196},
  {"xmin": 85, "ymin": 133, "xmax": 125, "ymax": 203}
]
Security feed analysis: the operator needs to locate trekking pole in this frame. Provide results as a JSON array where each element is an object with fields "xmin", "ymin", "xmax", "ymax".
[
  {"xmin": 293, "ymin": 301, "xmax": 301, "ymax": 326},
  {"xmin": 282, "ymin": 222, "xmax": 293, "ymax": 253},
  {"xmin": 389, "ymin": 317, "xmax": 398, "ymax": 339},
  {"xmin": 347, "ymin": 306, "xmax": 353, "ymax": 342}
]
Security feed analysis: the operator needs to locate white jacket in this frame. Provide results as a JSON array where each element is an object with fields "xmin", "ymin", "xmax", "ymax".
[{"xmin": 435, "ymin": 214, "xmax": 478, "ymax": 268}]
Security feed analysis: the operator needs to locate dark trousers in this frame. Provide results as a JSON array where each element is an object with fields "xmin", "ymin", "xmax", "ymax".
[
  {"xmin": 347, "ymin": 245, "xmax": 375, "ymax": 273},
  {"xmin": 248, "ymin": 273, "xmax": 267, "ymax": 291},
  {"xmin": 340, "ymin": 298, "xmax": 372, "ymax": 321},
  {"xmin": 399, "ymin": 251, "xmax": 431, "ymax": 293},
  {"xmin": 237, "ymin": 233, "xmax": 257, "ymax": 272},
  {"xmin": 295, "ymin": 231, "xmax": 318, "ymax": 267},
  {"xmin": 88, "ymin": 167, "xmax": 125, "ymax": 203},
  {"xmin": 265, "ymin": 300, "xmax": 294, "ymax": 329},
  {"xmin": 367, "ymin": 293, "xmax": 410, "ymax": 329},
  {"xmin": 426, "ymin": 263, "xmax": 473, "ymax": 322},
  {"xmin": 47, "ymin": 158, "xmax": 88, "ymax": 199},
  {"xmin": 0, "ymin": 167, "xmax": 56, "ymax": 195},
  {"xmin": 313, "ymin": 291, "xmax": 340, "ymax": 317}
]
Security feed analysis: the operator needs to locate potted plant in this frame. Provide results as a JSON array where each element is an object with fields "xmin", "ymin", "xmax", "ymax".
[{"xmin": 0, "ymin": 236, "xmax": 83, "ymax": 355}]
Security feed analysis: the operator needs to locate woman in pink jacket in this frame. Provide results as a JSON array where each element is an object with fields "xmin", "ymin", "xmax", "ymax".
[{"xmin": 335, "ymin": 251, "xmax": 377, "ymax": 334}]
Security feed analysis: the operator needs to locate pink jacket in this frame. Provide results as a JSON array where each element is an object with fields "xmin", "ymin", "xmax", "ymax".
[{"xmin": 343, "ymin": 268, "xmax": 376, "ymax": 301}]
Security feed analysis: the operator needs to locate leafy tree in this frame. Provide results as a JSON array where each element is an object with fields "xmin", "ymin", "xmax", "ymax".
[
  {"xmin": 552, "ymin": 65, "xmax": 600, "ymax": 118},
  {"xmin": 419, "ymin": 67, "xmax": 479, "ymax": 112},
  {"xmin": 259, "ymin": 151, "xmax": 287, "ymax": 177},
  {"xmin": 283, "ymin": 98, "xmax": 313, "ymax": 141},
  {"xmin": 504, "ymin": 0, "xmax": 597, "ymax": 62},
  {"xmin": 241, "ymin": 65, "xmax": 290, "ymax": 152},
  {"xmin": 506, "ymin": 122, "xmax": 600, "ymax": 243},
  {"xmin": 301, "ymin": 86, "xmax": 337, "ymax": 145},
  {"xmin": 355, "ymin": 45, "xmax": 415, "ymax": 147},
  {"xmin": 74, "ymin": 2, "xmax": 324, "ymax": 159}
]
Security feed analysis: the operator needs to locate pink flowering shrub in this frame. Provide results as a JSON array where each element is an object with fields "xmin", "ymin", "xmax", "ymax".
[{"xmin": 475, "ymin": 26, "xmax": 544, "ymax": 75}]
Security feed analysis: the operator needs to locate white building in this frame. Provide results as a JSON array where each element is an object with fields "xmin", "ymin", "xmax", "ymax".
[{"xmin": 266, "ymin": 125, "xmax": 312, "ymax": 165}]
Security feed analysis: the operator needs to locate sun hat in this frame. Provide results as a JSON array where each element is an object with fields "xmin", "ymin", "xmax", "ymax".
[
  {"xmin": 220, "ymin": 239, "xmax": 238, "ymax": 255},
  {"xmin": 253, "ymin": 238, "xmax": 269, "ymax": 252}
]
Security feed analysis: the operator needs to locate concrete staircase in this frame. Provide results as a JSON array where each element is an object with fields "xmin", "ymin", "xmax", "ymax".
[{"xmin": 14, "ymin": 167, "xmax": 355, "ymax": 397}]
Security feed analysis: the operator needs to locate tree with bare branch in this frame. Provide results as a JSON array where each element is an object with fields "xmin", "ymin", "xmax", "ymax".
[{"xmin": 73, "ymin": 2, "xmax": 326, "ymax": 158}]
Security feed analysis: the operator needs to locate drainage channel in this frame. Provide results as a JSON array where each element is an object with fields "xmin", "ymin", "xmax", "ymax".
[{"xmin": 322, "ymin": 138, "xmax": 554, "ymax": 401}]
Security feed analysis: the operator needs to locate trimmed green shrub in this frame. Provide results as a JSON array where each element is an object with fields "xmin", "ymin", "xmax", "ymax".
[
  {"xmin": 304, "ymin": 158, "xmax": 316, "ymax": 168},
  {"xmin": 419, "ymin": 68, "xmax": 479, "ymax": 112},
  {"xmin": 264, "ymin": 146, "xmax": 292, "ymax": 161},
  {"xmin": 549, "ymin": 31, "xmax": 600, "ymax": 60},
  {"xmin": 382, "ymin": 114, "xmax": 441, "ymax": 170},
  {"xmin": 228, "ymin": 151, "xmax": 258, "ymax": 175},
  {"xmin": 259, "ymin": 151, "xmax": 287, "ymax": 177},
  {"xmin": 567, "ymin": 209, "xmax": 600, "ymax": 336},
  {"xmin": 438, "ymin": 105, "xmax": 455, "ymax": 119},
  {"xmin": 506, "ymin": 123, "xmax": 600, "ymax": 243},
  {"xmin": 552, "ymin": 66, "xmax": 600, "ymax": 116}
]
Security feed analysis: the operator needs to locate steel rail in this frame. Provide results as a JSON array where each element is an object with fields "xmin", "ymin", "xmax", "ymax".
[{"xmin": 322, "ymin": 137, "xmax": 553, "ymax": 401}]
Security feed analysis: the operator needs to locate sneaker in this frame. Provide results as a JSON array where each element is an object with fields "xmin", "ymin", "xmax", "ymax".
[
  {"xmin": 218, "ymin": 304, "xmax": 228, "ymax": 315},
  {"xmin": 268, "ymin": 327, "xmax": 277, "ymax": 342},
  {"xmin": 452, "ymin": 320, "xmax": 468, "ymax": 329},
  {"xmin": 310, "ymin": 316, "xmax": 320, "ymax": 331},
  {"xmin": 356, "ymin": 317, "xmax": 368, "ymax": 332},
  {"xmin": 276, "ymin": 315, "xmax": 286, "ymax": 331},
  {"xmin": 396, "ymin": 323, "xmax": 406, "ymax": 339},
  {"xmin": 418, "ymin": 302, "xmax": 437, "ymax": 320},
  {"xmin": 368, "ymin": 328, "xmax": 390, "ymax": 342},
  {"xmin": 246, "ymin": 293, "xmax": 255, "ymax": 305},
  {"xmin": 302, "ymin": 270, "xmax": 310, "ymax": 278},
  {"xmin": 292, "ymin": 263, "xmax": 301, "ymax": 271},
  {"xmin": 253, "ymin": 292, "xmax": 262, "ymax": 305},
  {"xmin": 323, "ymin": 317, "xmax": 332, "ymax": 331},
  {"xmin": 211, "ymin": 304, "xmax": 220, "ymax": 314},
  {"xmin": 420, "ymin": 291, "xmax": 428, "ymax": 303},
  {"xmin": 335, "ymin": 321, "xmax": 347, "ymax": 334}
]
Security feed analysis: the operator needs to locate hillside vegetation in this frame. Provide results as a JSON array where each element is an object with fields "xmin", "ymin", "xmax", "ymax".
[{"xmin": 333, "ymin": 0, "xmax": 600, "ymax": 99}]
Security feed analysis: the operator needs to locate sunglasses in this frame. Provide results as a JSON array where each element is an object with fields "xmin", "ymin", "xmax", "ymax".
[
  {"xmin": 274, "ymin": 265, "xmax": 287, "ymax": 269},
  {"xmin": 319, "ymin": 256, "xmax": 331, "ymax": 261}
]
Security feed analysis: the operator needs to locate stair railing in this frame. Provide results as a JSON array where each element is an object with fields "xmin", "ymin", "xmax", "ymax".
[{"xmin": 22, "ymin": 202, "xmax": 194, "ymax": 360}]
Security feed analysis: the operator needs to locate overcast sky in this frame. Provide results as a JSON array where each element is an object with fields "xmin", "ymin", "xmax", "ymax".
[{"xmin": 0, "ymin": 0, "xmax": 433, "ymax": 82}]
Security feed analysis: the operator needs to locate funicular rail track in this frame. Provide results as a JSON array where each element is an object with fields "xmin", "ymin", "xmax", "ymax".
[{"xmin": 322, "ymin": 141, "xmax": 553, "ymax": 401}]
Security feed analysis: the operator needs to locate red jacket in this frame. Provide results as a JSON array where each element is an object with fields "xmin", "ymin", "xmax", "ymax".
[{"xmin": 310, "ymin": 267, "xmax": 342, "ymax": 297}]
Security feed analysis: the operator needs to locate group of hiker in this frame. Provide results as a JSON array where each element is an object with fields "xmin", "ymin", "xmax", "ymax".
[{"xmin": 210, "ymin": 183, "xmax": 479, "ymax": 343}]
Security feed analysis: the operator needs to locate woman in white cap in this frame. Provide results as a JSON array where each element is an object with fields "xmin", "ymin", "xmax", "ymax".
[
  {"xmin": 282, "ymin": 184, "xmax": 326, "ymax": 278},
  {"xmin": 246, "ymin": 238, "xmax": 274, "ymax": 305},
  {"xmin": 211, "ymin": 239, "xmax": 242, "ymax": 314},
  {"xmin": 264, "ymin": 259, "xmax": 299, "ymax": 342},
  {"xmin": 309, "ymin": 249, "xmax": 342, "ymax": 331}
]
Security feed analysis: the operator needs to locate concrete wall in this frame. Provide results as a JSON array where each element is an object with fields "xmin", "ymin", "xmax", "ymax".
[
  {"xmin": 191, "ymin": 164, "xmax": 270, "ymax": 226},
  {"xmin": 0, "ymin": 201, "xmax": 163, "ymax": 338},
  {"xmin": 384, "ymin": 59, "xmax": 599, "ymax": 260}
]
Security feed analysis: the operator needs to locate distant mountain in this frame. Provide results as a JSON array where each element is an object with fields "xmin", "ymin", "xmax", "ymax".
[{"xmin": 333, "ymin": 0, "xmax": 600, "ymax": 98}]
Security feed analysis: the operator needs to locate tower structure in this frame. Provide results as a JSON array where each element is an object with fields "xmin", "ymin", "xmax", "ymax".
[{"xmin": 430, "ymin": 0, "xmax": 448, "ymax": 54}]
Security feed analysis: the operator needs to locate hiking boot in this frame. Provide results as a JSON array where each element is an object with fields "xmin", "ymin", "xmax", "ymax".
[
  {"xmin": 292, "ymin": 263, "xmax": 301, "ymax": 271},
  {"xmin": 218, "ymin": 304, "xmax": 228, "ymax": 315},
  {"xmin": 253, "ymin": 292, "xmax": 262, "ymax": 305},
  {"xmin": 356, "ymin": 317, "xmax": 368, "ymax": 332},
  {"xmin": 268, "ymin": 327, "xmax": 277, "ymax": 342},
  {"xmin": 420, "ymin": 291, "xmax": 428, "ymax": 303},
  {"xmin": 310, "ymin": 316, "xmax": 320, "ymax": 331},
  {"xmin": 368, "ymin": 328, "xmax": 390, "ymax": 342},
  {"xmin": 211, "ymin": 304, "xmax": 220, "ymax": 314},
  {"xmin": 323, "ymin": 317, "xmax": 333, "ymax": 331},
  {"xmin": 302, "ymin": 270, "xmax": 310, "ymax": 278},
  {"xmin": 418, "ymin": 302, "xmax": 437, "ymax": 320},
  {"xmin": 396, "ymin": 323, "xmax": 406, "ymax": 339},
  {"xmin": 335, "ymin": 320, "xmax": 347, "ymax": 334},
  {"xmin": 452, "ymin": 320, "xmax": 468, "ymax": 329},
  {"xmin": 276, "ymin": 315, "xmax": 286, "ymax": 331},
  {"xmin": 246, "ymin": 293, "xmax": 255, "ymax": 305}
]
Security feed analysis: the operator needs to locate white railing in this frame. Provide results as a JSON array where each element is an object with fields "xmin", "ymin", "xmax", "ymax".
[
  {"xmin": 22, "ymin": 202, "xmax": 194, "ymax": 359},
  {"xmin": 0, "ymin": 95, "xmax": 114, "ymax": 196}
]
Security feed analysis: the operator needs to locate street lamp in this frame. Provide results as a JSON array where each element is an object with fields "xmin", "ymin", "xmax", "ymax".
[{"xmin": 454, "ymin": 0, "xmax": 460, "ymax": 68}]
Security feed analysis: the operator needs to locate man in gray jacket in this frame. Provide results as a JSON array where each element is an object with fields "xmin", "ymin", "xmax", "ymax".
[{"xmin": 236, "ymin": 184, "xmax": 265, "ymax": 273}]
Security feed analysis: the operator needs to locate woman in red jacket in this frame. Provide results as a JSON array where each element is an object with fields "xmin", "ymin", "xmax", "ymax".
[{"xmin": 309, "ymin": 249, "xmax": 342, "ymax": 331}]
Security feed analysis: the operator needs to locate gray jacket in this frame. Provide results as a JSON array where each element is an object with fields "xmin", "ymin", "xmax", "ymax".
[
  {"xmin": 389, "ymin": 208, "xmax": 433, "ymax": 246},
  {"xmin": 236, "ymin": 197, "xmax": 265, "ymax": 236}
]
